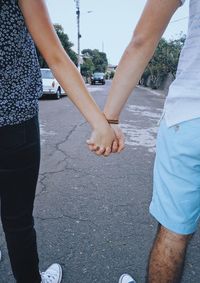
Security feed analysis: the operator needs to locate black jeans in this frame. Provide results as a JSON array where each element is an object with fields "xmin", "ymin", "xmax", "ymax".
[{"xmin": 0, "ymin": 116, "xmax": 41, "ymax": 283}]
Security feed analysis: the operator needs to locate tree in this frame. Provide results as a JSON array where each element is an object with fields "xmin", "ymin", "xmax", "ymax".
[
  {"xmin": 81, "ymin": 57, "xmax": 95, "ymax": 79},
  {"xmin": 92, "ymin": 49, "xmax": 108, "ymax": 73},
  {"xmin": 36, "ymin": 24, "xmax": 77, "ymax": 68},
  {"xmin": 81, "ymin": 48, "xmax": 108, "ymax": 77},
  {"xmin": 140, "ymin": 34, "xmax": 186, "ymax": 89},
  {"xmin": 147, "ymin": 38, "xmax": 169, "ymax": 89}
]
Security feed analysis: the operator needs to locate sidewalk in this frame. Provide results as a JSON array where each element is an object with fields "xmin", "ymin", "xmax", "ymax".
[{"xmin": 137, "ymin": 85, "xmax": 166, "ymax": 97}]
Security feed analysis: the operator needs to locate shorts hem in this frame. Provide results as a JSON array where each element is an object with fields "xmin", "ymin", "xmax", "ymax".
[{"xmin": 149, "ymin": 205, "xmax": 197, "ymax": 235}]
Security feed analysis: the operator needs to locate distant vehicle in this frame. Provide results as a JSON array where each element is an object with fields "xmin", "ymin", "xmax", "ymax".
[
  {"xmin": 40, "ymin": 68, "xmax": 65, "ymax": 99},
  {"xmin": 91, "ymin": 72, "xmax": 105, "ymax": 85}
]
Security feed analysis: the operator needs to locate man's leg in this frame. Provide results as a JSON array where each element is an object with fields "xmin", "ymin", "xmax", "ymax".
[
  {"xmin": 146, "ymin": 224, "xmax": 191, "ymax": 283},
  {"xmin": 118, "ymin": 224, "xmax": 191, "ymax": 283},
  {"xmin": 148, "ymin": 118, "xmax": 200, "ymax": 282},
  {"xmin": 118, "ymin": 119, "xmax": 200, "ymax": 283}
]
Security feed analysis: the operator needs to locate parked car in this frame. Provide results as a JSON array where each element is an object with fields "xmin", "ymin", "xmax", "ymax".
[
  {"xmin": 91, "ymin": 72, "xmax": 105, "ymax": 85},
  {"xmin": 40, "ymin": 68, "xmax": 65, "ymax": 99}
]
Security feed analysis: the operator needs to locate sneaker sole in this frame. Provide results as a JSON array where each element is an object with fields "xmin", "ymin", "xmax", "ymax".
[{"xmin": 57, "ymin": 263, "xmax": 62, "ymax": 283}]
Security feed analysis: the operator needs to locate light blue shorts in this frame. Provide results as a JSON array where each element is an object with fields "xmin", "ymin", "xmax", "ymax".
[{"xmin": 150, "ymin": 118, "xmax": 200, "ymax": 235}]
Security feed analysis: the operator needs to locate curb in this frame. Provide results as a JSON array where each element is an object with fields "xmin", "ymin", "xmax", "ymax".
[{"xmin": 137, "ymin": 85, "xmax": 166, "ymax": 97}]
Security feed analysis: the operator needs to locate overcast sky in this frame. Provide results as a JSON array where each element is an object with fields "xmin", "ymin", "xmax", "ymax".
[{"xmin": 46, "ymin": 0, "xmax": 189, "ymax": 65}]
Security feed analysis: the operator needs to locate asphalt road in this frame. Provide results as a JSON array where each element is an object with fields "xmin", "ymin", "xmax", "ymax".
[{"xmin": 0, "ymin": 81, "xmax": 199, "ymax": 283}]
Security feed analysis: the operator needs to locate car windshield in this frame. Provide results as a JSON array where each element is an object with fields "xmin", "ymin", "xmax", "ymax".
[
  {"xmin": 93, "ymin": 73, "xmax": 104, "ymax": 77},
  {"xmin": 41, "ymin": 69, "xmax": 54, "ymax": 79}
]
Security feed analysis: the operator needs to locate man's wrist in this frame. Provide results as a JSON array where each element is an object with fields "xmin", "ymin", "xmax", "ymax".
[
  {"xmin": 106, "ymin": 118, "xmax": 119, "ymax": 125},
  {"xmin": 103, "ymin": 113, "xmax": 120, "ymax": 125}
]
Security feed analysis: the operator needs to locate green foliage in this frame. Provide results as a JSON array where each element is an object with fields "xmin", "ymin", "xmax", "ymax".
[
  {"xmin": 81, "ymin": 48, "xmax": 108, "ymax": 77},
  {"xmin": 141, "ymin": 35, "xmax": 186, "ymax": 89},
  {"xmin": 36, "ymin": 24, "xmax": 77, "ymax": 68},
  {"xmin": 109, "ymin": 71, "xmax": 115, "ymax": 79},
  {"xmin": 81, "ymin": 57, "xmax": 95, "ymax": 78}
]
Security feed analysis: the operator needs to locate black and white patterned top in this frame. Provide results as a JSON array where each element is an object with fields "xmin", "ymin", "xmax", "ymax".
[{"xmin": 0, "ymin": 0, "xmax": 42, "ymax": 127}]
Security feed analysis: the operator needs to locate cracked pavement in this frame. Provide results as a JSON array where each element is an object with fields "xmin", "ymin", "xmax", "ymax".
[{"xmin": 0, "ymin": 81, "xmax": 199, "ymax": 283}]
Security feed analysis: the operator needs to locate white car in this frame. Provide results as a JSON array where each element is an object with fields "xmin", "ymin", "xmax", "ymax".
[{"xmin": 40, "ymin": 68, "xmax": 65, "ymax": 99}]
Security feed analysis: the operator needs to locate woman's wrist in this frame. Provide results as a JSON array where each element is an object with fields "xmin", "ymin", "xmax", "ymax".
[{"xmin": 91, "ymin": 112, "xmax": 110, "ymax": 131}]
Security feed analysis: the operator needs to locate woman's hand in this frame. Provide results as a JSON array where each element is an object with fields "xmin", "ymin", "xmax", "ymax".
[{"xmin": 87, "ymin": 124, "xmax": 116, "ymax": 157}]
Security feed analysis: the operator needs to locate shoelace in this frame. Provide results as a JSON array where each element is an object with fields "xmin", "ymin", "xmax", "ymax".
[{"xmin": 41, "ymin": 271, "xmax": 58, "ymax": 283}]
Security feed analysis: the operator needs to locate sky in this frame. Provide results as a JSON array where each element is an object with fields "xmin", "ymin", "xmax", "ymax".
[{"xmin": 46, "ymin": 0, "xmax": 189, "ymax": 65}]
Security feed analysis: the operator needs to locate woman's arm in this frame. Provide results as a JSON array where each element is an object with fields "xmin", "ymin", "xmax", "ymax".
[
  {"xmin": 19, "ymin": 0, "xmax": 115, "ymax": 155},
  {"xmin": 104, "ymin": 0, "xmax": 182, "ymax": 121}
]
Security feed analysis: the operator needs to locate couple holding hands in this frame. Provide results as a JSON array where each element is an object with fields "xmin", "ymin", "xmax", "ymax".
[{"xmin": 1, "ymin": 0, "xmax": 199, "ymax": 283}]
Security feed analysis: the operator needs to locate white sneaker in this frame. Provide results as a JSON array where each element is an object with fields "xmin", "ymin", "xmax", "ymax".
[
  {"xmin": 118, "ymin": 274, "xmax": 136, "ymax": 283},
  {"xmin": 41, "ymin": 263, "xmax": 62, "ymax": 283}
]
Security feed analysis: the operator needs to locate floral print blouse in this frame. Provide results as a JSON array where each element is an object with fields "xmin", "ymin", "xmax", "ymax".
[{"xmin": 0, "ymin": 0, "xmax": 42, "ymax": 127}]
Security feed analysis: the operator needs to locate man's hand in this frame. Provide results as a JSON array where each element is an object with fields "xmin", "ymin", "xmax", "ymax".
[{"xmin": 110, "ymin": 124, "xmax": 125, "ymax": 153}]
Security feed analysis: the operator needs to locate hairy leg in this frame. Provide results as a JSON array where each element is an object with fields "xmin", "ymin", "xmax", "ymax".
[{"xmin": 146, "ymin": 224, "xmax": 192, "ymax": 283}]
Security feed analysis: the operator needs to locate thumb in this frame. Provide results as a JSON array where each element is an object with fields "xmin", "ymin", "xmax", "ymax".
[
  {"xmin": 118, "ymin": 135, "xmax": 125, "ymax": 152},
  {"xmin": 86, "ymin": 138, "xmax": 94, "ymax": 145}
]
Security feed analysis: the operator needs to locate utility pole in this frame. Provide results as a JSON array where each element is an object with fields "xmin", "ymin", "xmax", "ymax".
[
  {"xmin": 102, "ymin": 41, "xmax": 104, "ymax": 53},
  {"xmin": 75, "ymin": 0, "xmax": 81, "ymax": 72}
]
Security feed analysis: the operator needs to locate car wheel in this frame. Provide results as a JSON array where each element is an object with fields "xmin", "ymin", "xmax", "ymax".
[{"xmin": 55, "ymin": 88, "xmax": 61, "ymax": 99}]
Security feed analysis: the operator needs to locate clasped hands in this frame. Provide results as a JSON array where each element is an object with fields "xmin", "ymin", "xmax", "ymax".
[{"xmin": 87, "ymin": 123, "xmax": 125, "ymax": 157}]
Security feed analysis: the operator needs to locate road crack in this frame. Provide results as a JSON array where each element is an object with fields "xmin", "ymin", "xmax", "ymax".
[{"xmin": 35, "ymin": 213, "xmax": 97, "ymax": 227}]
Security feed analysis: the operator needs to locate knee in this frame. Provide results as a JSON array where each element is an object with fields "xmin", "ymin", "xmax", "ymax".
[
  {"xmin": 157, "ymin": 224, "xmax": 193, "ymax": 244},
  {"xmin": 1, "ymin": 213, "xmax": 34, "ymax": 234}
]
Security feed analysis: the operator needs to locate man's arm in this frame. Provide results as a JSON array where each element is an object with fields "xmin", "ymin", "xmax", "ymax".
[{"xmin": 104, "ymin": 0, "xmax": 182, "ymax": 121}]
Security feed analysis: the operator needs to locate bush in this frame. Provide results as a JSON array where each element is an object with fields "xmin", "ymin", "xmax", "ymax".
[{"xmin": 140, "ymin": 35, "xmax": 186, "ymax": 89}]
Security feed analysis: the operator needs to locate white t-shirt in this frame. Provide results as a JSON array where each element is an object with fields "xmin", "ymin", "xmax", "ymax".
[{"xmin": 164, "ymin": 0, "xmax": 200, "ymax": 127}]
